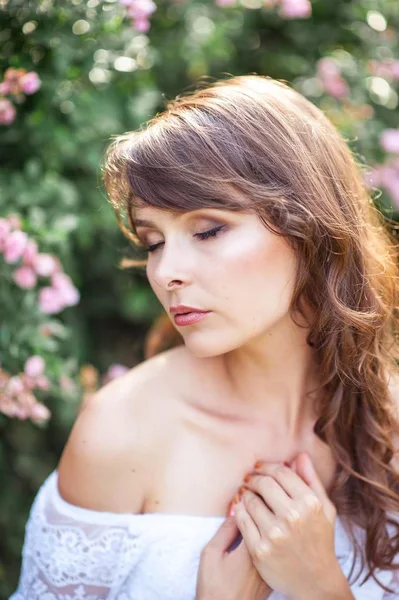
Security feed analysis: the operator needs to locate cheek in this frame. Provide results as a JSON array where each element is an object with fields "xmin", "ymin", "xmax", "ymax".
[
  {"xmin": 216, "ymin": 231, "xmax": 295, "ymax": 289},
  {"xmin": 214, "ymin": 232, "xmax": 296, "ymax": 320}
]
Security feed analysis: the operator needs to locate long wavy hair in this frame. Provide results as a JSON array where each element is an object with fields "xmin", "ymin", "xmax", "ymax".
[{"xmin": 103, "ymin": 75, "xmax": 399, "ymax": 590}]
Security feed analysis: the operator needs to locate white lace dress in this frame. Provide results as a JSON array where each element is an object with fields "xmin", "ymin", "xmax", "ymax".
[{"xmin": 10, "ymin": 471, "xmax": 399, "ymax": 600}]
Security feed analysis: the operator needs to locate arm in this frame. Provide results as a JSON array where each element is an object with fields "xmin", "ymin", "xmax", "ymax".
[
  {"xmin": 57, "ymin": 369, "xmax": 148, "ymax": 512},
  {"xmin": 295, "ymin": 575, "xmax": 354, "ymax": 600},
  {"xmin": 11, "ymin": 367, "xmax": 154, "ymax": 599},
  {"xmin": 292, "ymin": 567, "xmax": 355, "ymax": 600},
  {"xmin": 9, "ymin": 471, "xmax": 139, "ymax": 600}
]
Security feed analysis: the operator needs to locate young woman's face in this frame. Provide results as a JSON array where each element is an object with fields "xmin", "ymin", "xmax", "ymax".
[{"xmin": 134, "ymin": 206, "xmax": 298, "ymax": 358}]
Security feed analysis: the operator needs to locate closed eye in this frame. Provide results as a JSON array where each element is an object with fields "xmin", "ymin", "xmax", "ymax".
[{"xmin": 146, "ymin": 225, "xmax": 226, "ymax": 253}]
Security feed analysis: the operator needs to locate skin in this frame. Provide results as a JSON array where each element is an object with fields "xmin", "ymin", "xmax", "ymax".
[
  {"xmin": 134, "ymin": 206, "xmax": 352, "ymax": 599},
  {"xmin": 58, "ymin": 205, "xmax": 363, "ymax": 598}
]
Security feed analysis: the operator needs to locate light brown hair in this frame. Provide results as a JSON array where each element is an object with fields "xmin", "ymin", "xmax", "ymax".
[{"xmin": 103, "ymin": 75, "xmax": 399, "ymax": 590}]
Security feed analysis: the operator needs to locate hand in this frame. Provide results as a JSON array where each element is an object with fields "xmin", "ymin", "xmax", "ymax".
[
  {"xmin": 232, "ymin": 452, "xmax": 350, "ymax": 600},
  {"xmin": 195, "ymin": 513, "xmax": 272, "ymax": 600}
]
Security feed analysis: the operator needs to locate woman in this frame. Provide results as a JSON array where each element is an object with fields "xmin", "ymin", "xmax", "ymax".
[{"xmin": 10, "ymin": 75, "xmax": 399, "ymax": 599}]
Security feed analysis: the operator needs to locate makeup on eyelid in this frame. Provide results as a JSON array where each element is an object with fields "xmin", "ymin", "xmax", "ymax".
[{"xmin": 143, "ymin": 224, "xmax": 227, "ymax": 253}]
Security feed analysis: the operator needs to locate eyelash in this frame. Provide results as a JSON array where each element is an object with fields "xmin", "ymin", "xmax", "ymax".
[{"xmin": 145, "ymin": 225, "xmax": 225, "ymax": 253}]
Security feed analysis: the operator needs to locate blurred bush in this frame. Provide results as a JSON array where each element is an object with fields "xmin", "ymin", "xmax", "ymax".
[{"xmin": 1, "ymin": 0, "xmax": 399, "ymax": 596}]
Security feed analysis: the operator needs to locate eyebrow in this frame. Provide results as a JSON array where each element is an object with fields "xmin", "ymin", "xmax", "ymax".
[
  {"xmin": 133, "ymin": 218, "xmax": 165, "ymax": 228},
  {"xmin": 133, "ymin": 211, "xmax": 201, "ymax": 229}
]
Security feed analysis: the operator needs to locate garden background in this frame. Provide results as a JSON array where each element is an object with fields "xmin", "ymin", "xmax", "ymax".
[{"xmin": 1, "ymin": 0, "xmax": 399, "ymax": 596}]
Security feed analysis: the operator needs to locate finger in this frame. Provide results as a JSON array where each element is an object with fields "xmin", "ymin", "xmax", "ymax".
[
  {"xmin": 225, "ymin": 528, "xmax": 253, "ymax": 569},
  {"xmin": 244, "ymin": 474, "xmax": 293, "ymax": 518},
  {"xmin": 240, "ymin": 490, "xmax": 281, "ymax": 544},
  {"xmin": 294, "ymin": 452, "xmax": 334, "ymax": 513},
  {"xmin": 233, "ymin": 499, "xmax": 262, "ymax": 556},
  {"xmin": 205, "ymin": 515, "xmax": 240, "ymax": 555},
  {"xmin": 257, "ymin": 462, "xmax": 313, "ymax": 500}
]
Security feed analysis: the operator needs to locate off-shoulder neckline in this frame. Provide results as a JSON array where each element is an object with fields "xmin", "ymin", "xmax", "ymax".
[
  {"xmin": 50, "ymin": 470, "xmax": 227, "ymax": 522},
  {"xmin": 40, "ymin": 470, "xmax": 354, "ymax": 562},
  {"xmin": 47, "ymin": 470, "xmax": 350, "ymax": 539}
]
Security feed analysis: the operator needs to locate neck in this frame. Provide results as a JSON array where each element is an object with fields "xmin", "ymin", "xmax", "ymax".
[{"xmin": 219, "ymin": 316, "xmax": 322, "ymax": 437}]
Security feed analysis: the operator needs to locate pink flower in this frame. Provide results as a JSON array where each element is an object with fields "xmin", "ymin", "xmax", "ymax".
[
  {"xmin": 0, "ymin": 397, "xmax": 19, "ymax": 418},
  {"xmin": 24, "ymin": 355, "xmax": 45, "ymax": 378},
  {"xmin": 380, "ymin": 129, "xmax": 399, "ymax": 154},
  {"xmin": 60, "ymin": 285, "xmax": 80, "ymax": 306},
  {"xmin": 13, "ymin": 266, "xmax": 37, "ymax": 289},
  {"xmin": 363, "ymin": 167, "xmax": 382, "ymax": 188},
  {"xmin": 279, "ymin": 0, "xmax": 312, "ymax": 18},
  {"xmin": 103, "ymin": 363, "xmax": 129, "ymax": 384},
  {"xmin": 323, "ymin": 77, "xmax": 348, "ymax": 98},
  {"xmin": 22, "ymin": 374, "xmax": 37, "ymax": 390},
  {"xmin": 3, "ymin": 230, "xmax": 28, "ymax": 263},
  {"xmin": 368, "ymin": 59, "xmax": 399, "ymax": 80},
  {"xmin": 0, "ymin": 81, "xmax": 11, "ymax": 95},
  {"xmin": 0, "ymin": 218, "xmax": 11, "ymax": 251},
  {"xmin": 0, "ymin": 98, "xmax": 16, "ymax": 125},
  {"xmin": 134, "ymin": 17, "xmax": 151, "ymax": 31},
  {"xmin": 316, "ymin": 58, "xmax": 349, "ymax": 99},
  {"xmin": 122, "ymin": 0, "xmax": 157, "ymax": 30},
  {"xmin": 51, "ymin": 272, "xmax": 80, "ymax": 306},
  {"xmin": 39, "ymin": 286, "xmax": 64, "ymax": 314},
  {"xmin": 16, "ymin": 391, "xmax": 36, "ymax": 417},
  {"xmin": 19, "ymin": 71, "xmax": 41, "ymax": 95},
  {"xmin": 215, "ymin": 0, "xmax": 236, "ymax": 5},
  {"xmin": 51, "ymin": 272, "xmax": 73, "ymax": 289},
  {"xmin": 30, "ymin": 402, "xmax": 51, "ymax": 423},
  {"xmin": 23, "ymin": 239, "xmax": 38, "ymax": 266},
  {"xmin": 34, "ymin": 253, "xmax": 58, "ymax": 277},
  {"xmin": 317, "ymin": 58, "xmax": 340, "ymax": 79},
  {"xmin": 392, "ymin": 61, "xmax": 399, "ymax": 79},
  {"xmin": 126, "ymin": 0, "xmax": 156, "ymax": 17},
  {"xmin": 7, "ymin": 214, "xmax": 22, "ymax": 229},
  {"xmin": 380, "ymin": 166, "xmax": 399, "ymax": 210},
  {"xmin": 6, "ymin": 376, "xmax": 25, "ymax": 397},
  {"xmin": 35, "ymin": 375, "xmax": 51, "ymax": 391},
  {"xmin": 14, "ymin": 406, "xmax": 30, "ymax": 420}
]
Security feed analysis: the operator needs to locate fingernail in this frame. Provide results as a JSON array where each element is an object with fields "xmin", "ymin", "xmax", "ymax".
[
  {"xmin": 283, "ymin": 461, "xmax": 290, "ymax": 467},
  {"xmin": 226, "ymin": 496, "xmax": 238, "ymax": 517},
  {"xmin": 243, "ymin": 473, "xmax": 252, "ymax": 483},
  {"xmin": 238, "ymin": 486, "xmax": 246, "ymax": 499},
  {"xmin": 254, "ymin": 460, "xmax": 263, "ymax": 469}
]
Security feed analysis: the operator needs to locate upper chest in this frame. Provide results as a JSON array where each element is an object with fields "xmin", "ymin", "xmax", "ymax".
[{"xmin": 142, "ymin": 394, "xmax": 337, "ymax": 516}]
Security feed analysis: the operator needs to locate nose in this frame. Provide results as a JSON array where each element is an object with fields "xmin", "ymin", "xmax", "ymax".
[{"xmin": 150, "ymin": 238, "xmax": 193, "ymax": 291}]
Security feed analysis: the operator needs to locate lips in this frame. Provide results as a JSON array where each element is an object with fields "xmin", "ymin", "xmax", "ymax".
[
  {"xmin": 169, "ymin": 305, "xmax": 208, "ymax": 316},
  {"xmin": 173, "ymin": 311, "xmax": 210, "ymax": 326}
]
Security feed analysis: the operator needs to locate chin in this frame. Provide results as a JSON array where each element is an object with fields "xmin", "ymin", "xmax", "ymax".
[{"xmin": 181, "ymin": 331, "xmax": 243, "ymax": 359}]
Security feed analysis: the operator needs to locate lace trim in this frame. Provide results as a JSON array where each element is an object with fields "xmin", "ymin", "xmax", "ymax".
[
  {"xmin": 25, "ymin": 509, "xmax": 142, "ymax": 588},
  {"xmin": 9, "ymin": 497, "xmax": 144, "ymax": 600}
]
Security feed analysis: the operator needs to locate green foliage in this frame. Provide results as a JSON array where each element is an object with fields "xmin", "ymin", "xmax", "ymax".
[{"xmin": 1, "ymin": 0, "xmax": 398, "ymax": 596}]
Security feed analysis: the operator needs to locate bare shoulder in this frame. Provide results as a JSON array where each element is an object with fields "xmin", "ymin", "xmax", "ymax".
[{"xmin": 57, "ymin": 346, "xmax": 188, "ymax": 512}]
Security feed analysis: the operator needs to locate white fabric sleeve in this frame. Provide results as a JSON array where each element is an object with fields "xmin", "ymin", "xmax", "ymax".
[
  {"xmin": 334, "ymin": 518, "xmax": 399, "ymax": 600},
  {"xmin": 382, "ymin": 569, "xmax": 399, "ymax": 598},
  {"xmin": 9, "ymin": 471, "xmax": 142, "ymax": 600},
  {"xmin": 348, "ymin": 568, "xmax": 399, "ymax": 599}
]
